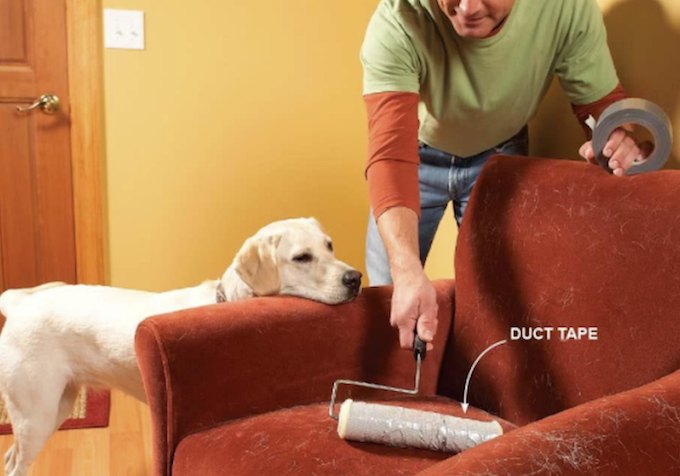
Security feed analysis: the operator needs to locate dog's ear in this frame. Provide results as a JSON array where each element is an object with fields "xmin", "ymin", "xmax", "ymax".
[{"xmin": 234, "ymin": 234, "xmax": 282, "ymax": 296}]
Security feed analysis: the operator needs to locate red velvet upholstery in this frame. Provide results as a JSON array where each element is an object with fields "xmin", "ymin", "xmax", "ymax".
[
  {"xmin": 135, "ymin": 281, "xmax": 457, "ymax": 475},
  {"xmin": 438, "ymin": 156, "xmax": 680, "ymax": 426},
  {"xmin": 136, "ymin": 155, "xmax": 680, "ymax": 475},
  {"xmin": 421, "ymin": 369, "xmax": 680, "ymax": 475},
  {"xmin": 172, "ymin": 397, "xmax": 517, "ymax": 476}
]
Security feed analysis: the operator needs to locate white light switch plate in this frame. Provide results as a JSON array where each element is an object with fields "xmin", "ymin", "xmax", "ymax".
[{"xmin": 104, "ymin": 9, "xmax": 145, "ymax": 50}]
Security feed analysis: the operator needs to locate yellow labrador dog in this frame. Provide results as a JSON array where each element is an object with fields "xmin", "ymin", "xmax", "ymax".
[{"xmin": 0, "ymin": 217, "xmax": 361, "ymax": 476}]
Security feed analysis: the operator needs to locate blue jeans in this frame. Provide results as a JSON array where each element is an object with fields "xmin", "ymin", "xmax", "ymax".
[{"xmin": 365, "ymin": 127, "xmax": 529, "ymax": 286}]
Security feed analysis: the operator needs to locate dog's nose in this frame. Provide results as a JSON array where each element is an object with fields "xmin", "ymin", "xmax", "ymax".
[{"xmin": 342, "ymin": 270, "xmax": 363, "ymax": 291}]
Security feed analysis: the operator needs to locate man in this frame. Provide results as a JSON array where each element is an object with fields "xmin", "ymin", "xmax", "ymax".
[{"xmin": 361, "ymin": 0, "xmax": 651, "ymax": 352}]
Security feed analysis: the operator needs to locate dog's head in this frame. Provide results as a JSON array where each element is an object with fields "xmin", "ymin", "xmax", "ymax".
[{"xmin": 228, "ymin": 217, "xmax": 362, "ymax": 305}]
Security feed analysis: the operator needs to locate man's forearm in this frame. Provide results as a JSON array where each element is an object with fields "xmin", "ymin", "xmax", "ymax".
[
  {"xmin": 377, "ymin": 205, "xmax": 438, "ymax": 349},
  {"xmin": 376, "ymin": 206, "xmax": 423, "ymax": 282}
]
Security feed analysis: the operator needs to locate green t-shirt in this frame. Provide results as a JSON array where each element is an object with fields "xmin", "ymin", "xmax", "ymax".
[{"xmin": 361, "ymin": 0, "xmax": 619, "ymax": 157}]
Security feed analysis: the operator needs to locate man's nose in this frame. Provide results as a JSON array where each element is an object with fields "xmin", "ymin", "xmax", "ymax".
[{"xmin": 459, "ymin": 0, "xmax": 482, "ymax": 15}]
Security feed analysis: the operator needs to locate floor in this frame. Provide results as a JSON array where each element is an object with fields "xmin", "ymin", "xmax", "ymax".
[{"xmin": 0, "ymin": 390, "xmax": 152, "ymax": 476}]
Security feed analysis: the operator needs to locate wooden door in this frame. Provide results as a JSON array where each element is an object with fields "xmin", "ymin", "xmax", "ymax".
[{"xmin": 0, "ymin": 0, "xmax": 77, "ymax": 292}]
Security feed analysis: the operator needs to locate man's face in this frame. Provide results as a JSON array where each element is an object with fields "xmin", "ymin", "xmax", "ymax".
[{"xmin": 437, "ymin": 0, "xmax": 516, "ymax": 38}]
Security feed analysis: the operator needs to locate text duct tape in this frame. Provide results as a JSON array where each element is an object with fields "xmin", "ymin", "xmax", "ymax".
[{"xmin": 592, "ymin": 98, "xmax": 673, "ymax": 175}]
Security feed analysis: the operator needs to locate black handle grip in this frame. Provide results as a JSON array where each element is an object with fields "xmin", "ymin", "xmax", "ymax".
[{"xmin": 414, "ymin": 335, "xmax": 427, "ymax": 362}]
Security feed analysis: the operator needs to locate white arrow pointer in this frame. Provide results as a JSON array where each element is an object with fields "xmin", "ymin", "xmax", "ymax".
[{"xmin": 462, "ymin": 339, "xmax": 508, "ymax": 413}]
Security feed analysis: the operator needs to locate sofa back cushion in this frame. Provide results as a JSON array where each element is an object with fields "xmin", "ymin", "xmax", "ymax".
[{"xmin": 438, "ymin": 155, "xmax": 680, "ymax": 425}]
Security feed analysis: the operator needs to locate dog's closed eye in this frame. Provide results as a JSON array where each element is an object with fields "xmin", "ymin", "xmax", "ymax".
[{"xmin": 292, "ymin": 253, "xmax": 314, "ymax": 263}]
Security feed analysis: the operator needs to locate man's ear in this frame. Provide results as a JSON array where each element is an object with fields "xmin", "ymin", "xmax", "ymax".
[{"xmin": 234, "ymin": 234, "xmax": 282, "ymax": 296}]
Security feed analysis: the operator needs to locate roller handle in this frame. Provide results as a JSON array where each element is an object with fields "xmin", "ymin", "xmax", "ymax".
[{"xmin": 414, "ymin": 335, "xmax": 427, "ymax": 362}]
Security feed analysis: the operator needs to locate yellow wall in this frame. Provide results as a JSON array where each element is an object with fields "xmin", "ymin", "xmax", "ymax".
[
  {"xmin": 102, "ymin": 0, "xmax": 680, "ymax": 290},
  {"xmin": 102, "ymin": 0, "xmax": 377, "ymax": 289}
]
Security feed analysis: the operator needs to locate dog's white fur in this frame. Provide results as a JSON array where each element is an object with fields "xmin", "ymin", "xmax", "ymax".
[{"xmin": 0, "ymin": 217, "xmax": 360, "ymax": 476}]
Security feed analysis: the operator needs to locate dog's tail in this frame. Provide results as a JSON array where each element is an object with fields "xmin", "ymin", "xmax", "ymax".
[{"xmin": 0, "ymin": 282, "xmax": 67, "ymax": 317}]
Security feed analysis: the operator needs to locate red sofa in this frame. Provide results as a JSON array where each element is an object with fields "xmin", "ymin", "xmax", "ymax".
[{"xmin": 136, "ymin": 155, "xmax": 680, "ymax": 475}]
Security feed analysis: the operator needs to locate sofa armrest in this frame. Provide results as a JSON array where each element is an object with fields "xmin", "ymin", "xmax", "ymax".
[
  {"xmin": 416, "ymin": 368, "xmax": 680, "ymax": 475},
  {"xmin": 135, "ymin": 279, "xmax": 455, "ymax": 476}
]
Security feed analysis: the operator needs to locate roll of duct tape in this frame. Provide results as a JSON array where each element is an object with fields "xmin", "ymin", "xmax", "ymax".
[{"xmin": 592, "ymin": 98, "xmax": 673, "ymax": 175}]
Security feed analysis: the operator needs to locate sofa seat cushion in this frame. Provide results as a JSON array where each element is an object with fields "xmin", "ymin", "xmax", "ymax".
[{"xmin": 172, "ymin": 396, "xmax": 517, "ymax": 476}]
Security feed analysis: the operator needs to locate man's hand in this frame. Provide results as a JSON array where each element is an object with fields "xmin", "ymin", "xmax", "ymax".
[
  {"xmin": 391, "ymin": 269, "xmax": 438, "ymax": 351},
  {"xmin": 579, "ymin": 125, "xmax": 654, "ymax": 177},
  {"xmin": 375, "ymin": 206, "xmax": 439, "ymax": 350}
]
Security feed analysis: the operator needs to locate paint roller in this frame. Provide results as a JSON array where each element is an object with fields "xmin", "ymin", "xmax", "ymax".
[{"xmin": 329, "ymin": 335, "xmax": 503, "ymax": 453}]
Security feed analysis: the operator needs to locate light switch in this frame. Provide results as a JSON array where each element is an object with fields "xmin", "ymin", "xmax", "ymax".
[{"xmin": 104, "ymin": 9, "xmax": 145, "ymax": 50}]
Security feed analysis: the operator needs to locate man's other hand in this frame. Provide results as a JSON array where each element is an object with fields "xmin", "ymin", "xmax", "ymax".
[{"xmin": 579, "ymin": 126, "xmax": 654, "ymax": 176}]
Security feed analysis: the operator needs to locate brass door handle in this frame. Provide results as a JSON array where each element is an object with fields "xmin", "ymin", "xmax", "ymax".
[{"xmin": 16, "ymin": 94, "xmax": 61, "ymax": 114}]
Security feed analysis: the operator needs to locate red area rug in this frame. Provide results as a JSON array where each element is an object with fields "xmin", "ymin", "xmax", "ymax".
[{"xmin": 0, "ymin": 388, "xmax": 110, "ymax": 435}]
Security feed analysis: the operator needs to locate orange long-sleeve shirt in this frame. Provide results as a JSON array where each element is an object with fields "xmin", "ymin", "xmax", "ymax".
[{"xmin": 365, "ymin": 84, "xmax": 627, "ymax": 220}]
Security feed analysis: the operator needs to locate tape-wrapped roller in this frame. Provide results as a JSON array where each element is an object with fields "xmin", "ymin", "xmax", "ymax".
[
  {"xmin": 337, "ymin": 399, "xmax": 503, "ymax": 453},
  {"xmin": 592, "ymin": 98, "xmax": 673, "ymax": 175}
]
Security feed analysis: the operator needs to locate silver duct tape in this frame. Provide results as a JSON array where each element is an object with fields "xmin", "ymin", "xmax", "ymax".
[
  {"xmin": 592, "ymin": 98, "xmax": 673, "ymax": 175},
  {"xmin": 337, "ymin": 399, "xmax": 503, "ymax": 453}
]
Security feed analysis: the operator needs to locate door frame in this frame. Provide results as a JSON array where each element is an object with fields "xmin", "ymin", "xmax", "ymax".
[{"xmin": 65, "ymin": 0, "xmax": 106, "ymax": 285}]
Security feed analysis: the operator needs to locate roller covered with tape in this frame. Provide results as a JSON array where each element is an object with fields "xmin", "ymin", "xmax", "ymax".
[
  {"xmin": 592, "ymin": 98, "xmax": 673, "ymax": 175},
  {"xmin": 329, "ymin": 336, "xmax": 502, "ymax": 453},
  {"xmin": 337, "ymin": 399, "xmax": 503, "ymax": 453}
]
